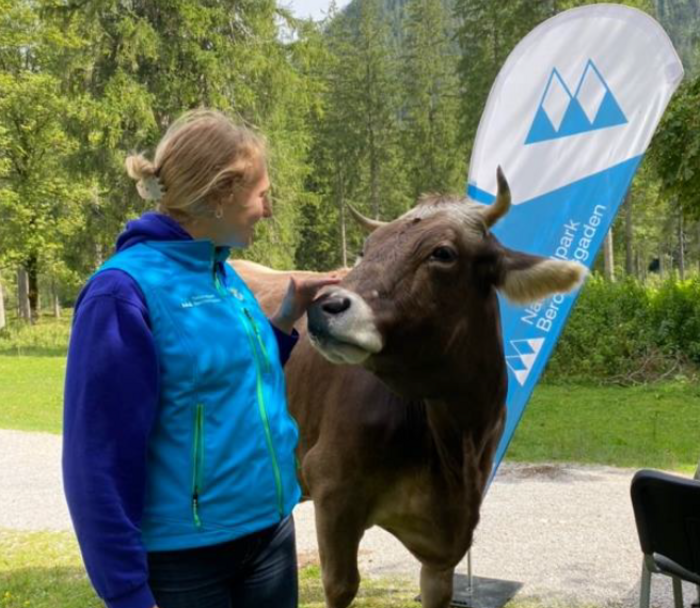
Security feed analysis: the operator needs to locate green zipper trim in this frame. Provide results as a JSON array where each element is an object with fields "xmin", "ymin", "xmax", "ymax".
[
  {"xmin": 213, "ymin": 262, "xmax": 284, "ymax": 516},
  {"xmin": 240, "ymin": 308, "xmax": 285, "ymax": 517},
  {"xmin": 245, "ymin": 308, "xmax": 271, "ymax": 374},
  {"xmin": 214, "ymin": 271, "xmax": 226, "ymax": 296},
  {"xmin": 192, "ymin": 403, "xmax": 205, "ymax": 528}
]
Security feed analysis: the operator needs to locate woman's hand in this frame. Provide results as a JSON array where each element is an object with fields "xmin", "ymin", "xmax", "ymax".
[{"xmin": 270, "ymin": 275, "xmax": 342, "ymax": 335}]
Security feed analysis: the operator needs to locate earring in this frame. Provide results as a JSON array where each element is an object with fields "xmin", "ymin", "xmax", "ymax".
[{"xmin": 215, "ymin": 203, "xmax": 224, "ymax": 219}]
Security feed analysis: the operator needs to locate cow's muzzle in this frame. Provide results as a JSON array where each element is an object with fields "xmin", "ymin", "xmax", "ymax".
[{"xmin": 307, "ymin": 288, "xmax": 383, "ymax": 365}]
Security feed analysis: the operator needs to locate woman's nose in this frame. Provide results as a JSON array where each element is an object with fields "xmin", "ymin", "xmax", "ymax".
[{"xmin": 262, "ymin": 196, "xmax": 272, "ymax": 218}]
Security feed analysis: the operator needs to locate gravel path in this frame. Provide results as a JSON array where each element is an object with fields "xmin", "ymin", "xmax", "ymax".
[{"xmin": 1, "ymin": 428, "xmax": 697, "ymax": 607}]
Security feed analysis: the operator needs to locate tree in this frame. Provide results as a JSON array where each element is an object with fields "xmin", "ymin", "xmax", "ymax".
[
  {"xmin": 300, "ymin": 0, "xmax": 408, "ymax": 270},
  {"xmin": 0, "ymin": 0, "xmax": 88, "ymax": 322},
  {"xmin": 453, "ymin": 0, "xmax": 553, "ymax": 155},
  {"xmin": 650, "ymin": 74, "xmax": 700, "ymax": 220},
  {"xmin": 401, "ymin": 0, "xmax": 463, "ymax": 198}
]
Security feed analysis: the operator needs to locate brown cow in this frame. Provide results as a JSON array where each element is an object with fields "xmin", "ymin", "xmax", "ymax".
[{"xmin": 233, "ymin": 169, "xmax": 585, "ymax": 608}]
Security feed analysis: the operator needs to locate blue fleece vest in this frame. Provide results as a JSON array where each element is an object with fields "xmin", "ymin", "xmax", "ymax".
[{"xmin": 95, "ymin": 240, "xmax": 301, "ymax": 551}]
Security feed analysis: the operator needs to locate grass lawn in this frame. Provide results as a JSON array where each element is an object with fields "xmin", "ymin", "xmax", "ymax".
[
  {"xmin": 1, "ymin": 345, "xmax": 697, "ymax": 472},
  {"xmin": 508, "ymin": 380, "xmax": 700, "ymax": 474},
  {"xmin": 0, "ymin": 529, "xmax": 418, "ymax": 608},
  {"xmin": 0, "ymin": 356, "xmax": 66, "ymax": 434}
]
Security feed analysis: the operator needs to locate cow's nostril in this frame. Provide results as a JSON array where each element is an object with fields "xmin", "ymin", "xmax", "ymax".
[{"xmin": 321, "ymin": 296, "xmax": 352, "ymax": 315}]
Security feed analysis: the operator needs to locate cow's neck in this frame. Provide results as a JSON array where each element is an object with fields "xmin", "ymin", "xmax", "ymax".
[{"xmin": 422, "ymin": 294, "xmax": 507, "ymax": 477}]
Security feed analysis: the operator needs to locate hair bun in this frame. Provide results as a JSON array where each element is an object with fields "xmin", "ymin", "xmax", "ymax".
[{"xmin": 125, "ymin": 154, "xmax": 164, "ymax": 201}]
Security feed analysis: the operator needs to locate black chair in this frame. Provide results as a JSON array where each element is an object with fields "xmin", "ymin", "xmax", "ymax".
[{"xmin": 631, "ymin": 469, "xmax": 700, "ymax": 608}]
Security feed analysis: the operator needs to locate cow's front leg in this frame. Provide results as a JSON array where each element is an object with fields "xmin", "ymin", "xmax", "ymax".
[
  {"xmin": 313, "ymin": 492, "xmax": 366, "ymax": 608},
  {"xmin": 420, "ymin": 564, "xmax": 455, "ymax": 608}
]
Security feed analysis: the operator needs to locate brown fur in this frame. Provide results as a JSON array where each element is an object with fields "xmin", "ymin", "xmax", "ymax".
[{"xmin": 232, "ymin": 188, "xmax": 583, "ymax": 608}]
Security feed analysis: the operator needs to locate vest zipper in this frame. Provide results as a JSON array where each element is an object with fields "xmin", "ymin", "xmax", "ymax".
[
  {"xmin": 213, "ymin": 260, "xmax": 284, "ymax": 517},
  {"xmin": 240, "ymin": 307, "xmax": 285, "ymax": 517},
  {"xmin": 192, "ymin": 403, "xmax": 205, "ymax": 528},
  {"xmin": 244, "ymin": 308, "xmax": 271, "ymax": 374}
]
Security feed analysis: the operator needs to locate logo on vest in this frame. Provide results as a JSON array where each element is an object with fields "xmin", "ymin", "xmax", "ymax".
[
  {"xmin": 506, "ymin": 338, "xmax": 545, "ymax": 386},
  {"xmin": 525, "ymin": 59, "xmax": 627, "ymax": 145},
  {"xmin": 180, "ymin": 294, "xmax": 222, "ymax": 308},
  {"xmin": 230, "ymin": 288, "xmax": 245, "ymax": 301}
]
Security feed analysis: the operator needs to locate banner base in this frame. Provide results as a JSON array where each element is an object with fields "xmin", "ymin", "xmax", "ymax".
[{"xmin": 416, "ymin": 574, "xmax": 523, "ymax": 608}]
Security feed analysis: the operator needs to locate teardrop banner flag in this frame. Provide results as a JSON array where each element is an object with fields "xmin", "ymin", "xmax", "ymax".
[{"xmin": 467, "ymin": 5, "xmax": 684, "ymax": 477}]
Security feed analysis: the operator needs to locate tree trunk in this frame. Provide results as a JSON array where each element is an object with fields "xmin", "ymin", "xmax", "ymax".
[
  {"xmin": 624, "ymin": 194, "xmax": 634, "ymax": 276},
  {"xmin": 26, "ymin": 254, "xmax": 39, "ymax": 324},
  {"xmin": 635, "ymin": 248, "xmax": 644, "ymax": 281},
  {"xmin": 0, "ymin": 279, "xmax": 5, "ymax": 330},
  {"xmin": 340, "ymin": 200, "xmax": 348, "ymax": 269},
  {"xmin": 95, "ymin": 242, "xmax": 104, "ymax": 268},
  {"xmin": 603, "ymin": 230, "xmax": 615, "ymax": 281},
  {"xmin": 678, "ymin": 210, "xmax": 685, "ymax": 280},
  {"xmin": 53, "ymin": 282, "xmax": 61, "ymax": 319},
  {"xmin": 17, "ymin": 268, "xmax": 31, "ymax": 322},
  {"xmin": 338, "ymin": 171, "xmax": 348, "ymax": 268}
]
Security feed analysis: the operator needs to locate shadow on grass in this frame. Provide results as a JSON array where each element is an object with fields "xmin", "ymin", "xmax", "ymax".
[
  {"xmin": 299, "ymin": 565, "xmax": 418, "ymax": 608},
  {"xmin": 0, "ymin": 566, "xmax": 101, "ymax": 608},
  {"xmin": 0, "ymin": 346, "xmax": 68, "ymax": 357}
]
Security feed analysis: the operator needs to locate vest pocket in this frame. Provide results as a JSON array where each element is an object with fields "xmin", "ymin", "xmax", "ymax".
[{"xmin": 191, "ymin": 403, "xmax": 205, "ymax": 528}]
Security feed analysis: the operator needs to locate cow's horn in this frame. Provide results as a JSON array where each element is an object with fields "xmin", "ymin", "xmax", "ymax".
[
  {"xmin": 482, "ymin": 166, "xmax": 511, "ymax": 228},
  {"xmin": 347, "ymin": 204, "xmax": 388, "ymax": 234}
]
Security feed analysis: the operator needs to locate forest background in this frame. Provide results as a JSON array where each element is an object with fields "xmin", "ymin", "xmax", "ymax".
[{"xmin": 1, "ymin": 0, "xmax": 699, "ymax": 382}]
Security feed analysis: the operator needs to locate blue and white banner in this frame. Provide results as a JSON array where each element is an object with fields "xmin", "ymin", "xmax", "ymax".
[{"xmin": 466, "ymin": 5, "xmax": 684, "ymax": 475}]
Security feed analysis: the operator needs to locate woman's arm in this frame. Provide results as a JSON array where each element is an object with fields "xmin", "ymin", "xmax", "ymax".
[{"xmin": 62, "ymin": 271, "xmax": 159, "ymax": 608}]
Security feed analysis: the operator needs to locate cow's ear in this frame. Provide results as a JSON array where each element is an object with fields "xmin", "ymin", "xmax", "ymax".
[{"xmin": 496, "ymin": 248, "xmax": 587, "ymax": 304}]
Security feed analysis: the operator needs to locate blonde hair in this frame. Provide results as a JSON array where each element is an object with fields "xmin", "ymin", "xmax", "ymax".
[{"xmin": 125, "ymin": 108, "xmax": 267, "ymax": 222}]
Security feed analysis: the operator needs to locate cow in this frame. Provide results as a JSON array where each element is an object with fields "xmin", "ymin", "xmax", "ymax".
[{"xmin": 233, "ymin": 169, "xmax": 585, "ymax": 608}]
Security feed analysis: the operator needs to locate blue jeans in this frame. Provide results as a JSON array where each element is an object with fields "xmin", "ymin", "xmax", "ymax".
[{"xmin": 147, "ymin": 515, "xmax": 298, "ymax": 608}]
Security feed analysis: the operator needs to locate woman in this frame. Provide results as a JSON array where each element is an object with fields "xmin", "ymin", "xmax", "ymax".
[{"xmin": 62, "ymin": 109, "xmax": 339, "ymax": 608}]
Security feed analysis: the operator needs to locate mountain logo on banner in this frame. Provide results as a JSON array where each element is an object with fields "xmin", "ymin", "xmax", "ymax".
[
  {"xmin": 525, "ymin": 59, "xmax": 627, "ymax": 145},
  {"xmin": 506, "ymin": 338, "xmax": 545, "ymax": 386}
]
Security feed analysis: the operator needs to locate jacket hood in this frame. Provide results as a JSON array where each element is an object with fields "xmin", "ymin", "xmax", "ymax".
[{"xmin": 116, "ymin": 212, "xmax": 192, "ymax": 252}]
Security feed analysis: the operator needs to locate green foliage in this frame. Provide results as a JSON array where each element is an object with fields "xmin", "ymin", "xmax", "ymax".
[
  {"xmin": 547, "ymin": 275, "xmax": 700, "ymax": 383},
  {"xmin": 649, "ymin": 73, "xmax": 700, "ymax": 219},
  {"xmin": 1, "ymin": 0, "xmax": 699, "ymax": 314},
  {"xmin": 0, "ymin": 311, "xmax": 70, "ymax": 357},
  {"xmin": 655, "ymin": 0, "xmax": 700, "ymax": 76},
  {"xmin": 401, "ymin": 0, "xmax": 463, "ymax": 197},
  {"xmin": 453, "ymin": 0, "xmax": 554, "ymax": 154}
]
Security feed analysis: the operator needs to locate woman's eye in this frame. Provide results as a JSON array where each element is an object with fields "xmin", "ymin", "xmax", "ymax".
[{"xmin": 430, "ymin": 247, "xmax": 457, "ymax": 262}]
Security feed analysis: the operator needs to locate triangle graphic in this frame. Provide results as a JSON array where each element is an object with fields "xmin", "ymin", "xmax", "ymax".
[
  {"xmin": 592, "ymin": 90, "xmax": 628, "ymax": 129},
  {"xmin": 556, "ymin": 98, "xmax": 592, "ymax": 137},
  {"xmin": 507, "ymin": 338, "xmax": 545, "ymax": 386},
  {"xmin": 526, "ymin": 338, "xmax": 544, "ymax": 354},
  {"xmin": 520, "ymin": 353, "xmax": 538, "ymax": 369},
  {"xmin": 525, "ymin": 107, "xmax": 558, "ymax": 144},
  {"xmin": 514, "ymin": 369, "xmax": 529, "ymax": 386},
  {"xmin": 525, "ymin": 61, "xmax": 629, "ymax": 145}
]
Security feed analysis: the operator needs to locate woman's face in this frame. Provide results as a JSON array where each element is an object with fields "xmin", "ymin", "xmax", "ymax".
[{"xmin": 220, "ymin": 167, "xmax": 272, "ymax": 248}]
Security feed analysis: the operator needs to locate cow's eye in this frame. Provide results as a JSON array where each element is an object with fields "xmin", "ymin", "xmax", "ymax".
[{"xmin": 430, "ymin": 246, "xmax": 457, "ymax": 263}]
